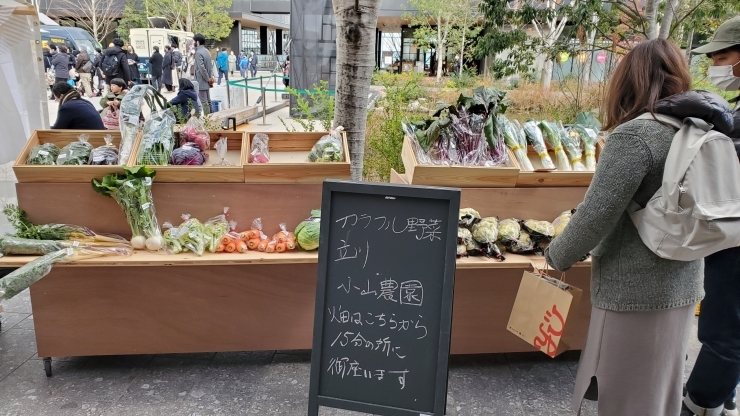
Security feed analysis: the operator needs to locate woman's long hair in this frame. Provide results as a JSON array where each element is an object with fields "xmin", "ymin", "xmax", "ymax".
[{"xmin": 603, "ymin": 39, "xmax": 692, "ymax": 131}]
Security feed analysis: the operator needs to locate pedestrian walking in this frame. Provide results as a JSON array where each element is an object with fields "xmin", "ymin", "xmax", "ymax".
[
  {"xmin": 171, "ymin": 44, "xmax": 182, "ymax": 81},
  {"xmin": 228, "ymin": 51, "xmax": 237, "ymax": 75},
  {"xmin": 126, "ymin": 45, "xmax": 141, "ymax": 84},
  {"xmin": 282, "ymin": 56, "xmax": 290, "ymax": 87},
  {"xmin": 50, "ymin": 81, "xmax": 105, "ymax": 130},
  {"xmin": 545, "ymin": 39, "xmax": 734, "ymax": 416},
  {"xmin": 193, "ymin": 34, "xmax": 213, "ymax": 113},
  {"xmin": 74, "ymin": 48, "xmax": 94, "ymax": 98},
  {"xmin": 43, "ymin": 46, "xmax": 55, "ymax": 99},
  {"xmin": 51, "ymin": 45, "xmax": 70, "ymax": 87},
  {"xmin": 93, "ymin": 48, "xmax": 105, "ymax": 96},
  {"xmin": 681, "ymin": 16, "xmax": 740, "ymax": 416},
  {"xmin": 162, "ymin": 46, "xmax": 174, "ymax": 92},
  {"xmin": 149, "ymin": 45, "xmax": 164, "ymax": 92},
  {"xmin": 239, "ymin": 53, "xmax": 249, "ymax": 79},
  {"xmin": 217, "ymin": 47, "xmax": 229, "ymax": 85},
  {"xmin": 249, "ymin": 50, "xmax": 258, "ymax": 78},
  {"xmin": 102, "ymin": 39, "xmax": 132, "ymax": 87}
]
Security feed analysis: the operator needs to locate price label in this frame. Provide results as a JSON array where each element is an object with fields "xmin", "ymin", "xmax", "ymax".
[
  {"xmin": 93, "ymin": 156, "xmax": 104, "ymax": 162},
  {"xmin": 38, "ymin": 150, "xmax": 49, "ymax": 156},
  {"xmin": 58, "ymin": 154, "xmax": 67, "ymax": 159},
  {"xmin": 141, "ymin": 202, "xmax": 151, "ymax": 210},
  {"xmin": 72, "ymin": 240, "xmax": 80, "ymax": 247},
  {"xmin": 143, "ymin": 177, "xmax": 152, "ymax": 186},
  {"xmin": 125, "ymin": 181, "xmax": 135, "ymax": 189},
  {"xmin": 66, "ymin": 247, "xmax": 74, "ymax": 255}
]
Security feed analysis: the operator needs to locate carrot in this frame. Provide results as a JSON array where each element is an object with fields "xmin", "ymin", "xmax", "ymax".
[
  {"xmin": 246, "ymin": 229, "xmax": 260, "ymax": 239},
  {"xmin": 238, "ymin": 232, "xmax": 249, "ymax": 241},
  {"xmin": 265, "ymin": 244, "xmax": 276, "ymax": 253},
  {"xmin": 286, "ymin": 238, "xmax": 296, "ymax": 250},
  {"xmin": 257, "ymin": 239, "xmax": 269, "ymax": 252},
  {"xmin": 225, "ymin": 242, "xmax": 237, "ymax": 252},
  {"xmin": 275, "ymin": 231, "xmax": 289, "ymax": 243},
  {"xmin": 247, "ymin": 238, "xmax": 260, "ymax": 250},
  {"xmin": 221, "ymin": 235, "xmax": 233, "ymax": 245},
  {"xmin": 276, "ymin": 242, "xmax": 287, "ymax": 253},
  {"xmin": 236, "ymin": 241, "xmax": 248, "ymax": 253},
  {"xmin": 216, "ymin": 243, "xmax": 225, "ymax": 252}
]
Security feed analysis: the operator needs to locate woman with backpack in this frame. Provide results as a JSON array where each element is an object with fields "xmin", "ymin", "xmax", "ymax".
[{"xmin": 545, "ymin": 39, "xmax": 735, "ymax": 415}]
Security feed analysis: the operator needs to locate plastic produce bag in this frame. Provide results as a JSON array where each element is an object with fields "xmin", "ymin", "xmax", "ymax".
[
  {"xmin": 249, "ymin": 133, "xmax": 270, "ymax": 163},
  {"xmin": 244, "ymin": 218, "xmax": 265, "ymax": 250},
  {"xmin": 0, "ymin": 236, "xmax": 63, "ymax": 256},
  {"xmin": 558, "ymin": 123, "xmax": 586, "ymax": 172},
  {"xmin": 27, "ymin": 142, "xmax": 60, "ymax": 165},
  {"xmin": 501, "ymin": 116, "xmax": 534, "ymax": 171},
  {"xmin": 212, "ymin": 136, "xmax": 234, "ymax": 166},
  {"xmin": 170, "ymin": 142, "xmax": 206, "ymax": 165},
  {"xmin": 572, "ymin": 125, "xmax": 598, "ymax": 170},
  {"xmin": 540, "ymin": 121, "xmax": 571, "ymax": 171},
  {"xmin": 204, "ymin": 207, "xmax": 230, "ymax": 252},
  {"xmin": 137, "ymin": 108, "xmax": 177, "ymax": 165},
  {"xmin": 523, "ymin": 121, "xmax": 556, "ymax": 170},
  {"xmin": 118, "ymin": 85, "xmax": 149, "ymax": 165},
  {"xmin": 179, "ymin": 116, "xmax": 210, "ymax": 155},
  {"xmin": 89, "ymin": 134, "xmax": 120, "ymax": 165},
  {"xmin": 57, "ymin": 134, "xmax": 94, "ymax": 165},
  {"xmin": 308, "ymin": 127, "xmax": 344, "ymax": 162}
]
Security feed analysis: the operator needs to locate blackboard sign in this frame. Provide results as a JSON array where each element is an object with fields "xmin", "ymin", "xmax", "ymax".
[{"xmin": 308, "ymin": 180, "xmax": 460, "ymax": 416}]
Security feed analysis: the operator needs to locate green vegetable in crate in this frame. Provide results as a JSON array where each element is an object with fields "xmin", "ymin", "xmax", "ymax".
[
  {"xmin": 572, "ymin": 124, "xmax": 598, "ymax": 170},
  {"xmin": 308, "ymin": 128, "xmax": 344, "ymax": 162},
  {"xmin": 510, "ymin": 230, "xmax": 535, "ymax": 253},
  {"xmin": 539, "ymin": 121, "xmax": 571, "ymax": 171},
  {"xmin": 456, "ymin": 244, "xmax": 467, "ymax": 258},
  {"xmin": 458, "ymin": 227, "xmax": 473, "ymax": 245},
  {"xmin": 521, "ymin": 219, "xmax": 555, "ymax": 244},
  {"xmin": 458, "ymin": 208, "xmax": 481, "ymax": 228},
  {"xmin": 163, "ymin": 227, "xmax": 183, "ymax": 254},
  {"xmin": 501, "ymin": 116, "xmax": 534, "ymax": 171},
  {"xmin": 295, "ymin": 209, "xmax": 321, "ymax": 250},
  {"xmin": 27, "ymin": 142, "xmax": 60, "ymax": 165},
  {"xmin": 523, "ymin": 121, "xmax": 556, "ymax": 170},
  {"xmin": 471, "ymin": 217, "xmax": 505, "ymax": 260},
  {"xmin": 56, "ymin": 135, "xmax": 94, "ymax": 165},
  {"xmin": 497, "ymin": 218, "xmax": 521, "ymax": 246},
  {"xmin": 495, "ymin": 241, "xmax": 507, "ymax": 256},
  {"xmin": 558, "ymin": 123, "xmax": 586, "ymax": 171},
  {"xmin": 553, "ymin": 209, "xmax": 576, "ymax": 238},
  {"xmin": 465, "ymin": 238, "xmax": 486, "ymax": 256}
]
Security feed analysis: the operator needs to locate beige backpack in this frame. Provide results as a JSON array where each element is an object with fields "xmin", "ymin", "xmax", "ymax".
[{"xmin": 628, "ymin": 114, "xmax": 740, "ymax": 261}]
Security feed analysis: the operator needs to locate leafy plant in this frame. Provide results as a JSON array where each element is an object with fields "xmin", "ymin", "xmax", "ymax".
[{"xmin": 280, "ymin": 80, "xmax": 335, "ymax": 132}]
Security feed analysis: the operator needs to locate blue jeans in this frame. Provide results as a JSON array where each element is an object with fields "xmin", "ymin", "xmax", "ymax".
[
  {"xmin": 218, "ymin": 69, "xmax": 228, "ymax": 85},
  {"xmin": 686, "ymin": 247, "xmax": 740, "ymax": 409}
]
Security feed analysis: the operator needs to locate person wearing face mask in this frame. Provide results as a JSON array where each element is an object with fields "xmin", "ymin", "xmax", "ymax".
[{"xmin": 681, "ymin": 16, "xmax": 740, "ymax": 416}]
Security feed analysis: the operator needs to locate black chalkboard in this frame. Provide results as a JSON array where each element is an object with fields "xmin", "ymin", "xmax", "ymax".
[{"xmin": 308, "ymin": 180, "xmax": 460, "ymax": 416}]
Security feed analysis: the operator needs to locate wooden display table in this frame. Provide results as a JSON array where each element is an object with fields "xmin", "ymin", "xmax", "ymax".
[{"xmin": 9, "ymin": 182, "xmax": 590, "ymax": 371}]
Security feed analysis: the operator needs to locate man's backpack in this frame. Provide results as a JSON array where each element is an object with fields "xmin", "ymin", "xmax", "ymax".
[
  {"xmin": 101, "ymin": 54, "xmax": 119, "ymax": 77},
  {"xmin": 172, "ymin": 51, "xmax": 182, "ymax": 67},
  {"xmin": 628, "ymin": 114, "xmax": 740, "ymax": 261},
  {"xmin": 82, "ymin": 60, "xmax": 93, "ymax": 73}
]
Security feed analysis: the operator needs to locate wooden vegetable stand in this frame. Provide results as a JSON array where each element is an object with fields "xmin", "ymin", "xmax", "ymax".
[{"xmin": 4, "ymin": 130, "xmax": 594, "ymax": 376}]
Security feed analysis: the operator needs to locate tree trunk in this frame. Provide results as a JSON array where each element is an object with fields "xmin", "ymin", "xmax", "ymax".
[
  {"xmin": 459, "ymin": 27, "xmax": 466, "ymax": 76},
  {"xmin": 334, "ymin": 0, "xmax": 381, "ymax": 181},
  {"xmin": 685, "ymin": 27, "xmax": 694, "ymax": 64},
  {"xmin": 645, "ymin": 0, "xmax": 659, "ymax": 39},
  {"xmin": 658, "ymin": 0, "xmax": 679, "ymax": 39},
  {"xmin": 436, "ymin": 43, "xmax": 445, "ymax": 84},
  {"xmin": 541, "ymin": 58, "xmax": 554, "ymax": 90}
]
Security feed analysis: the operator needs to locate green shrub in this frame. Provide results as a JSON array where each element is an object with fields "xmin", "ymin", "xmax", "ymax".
[{"xmin": 280, "ymin": 80, "xmax": 335, "ymax": 132}]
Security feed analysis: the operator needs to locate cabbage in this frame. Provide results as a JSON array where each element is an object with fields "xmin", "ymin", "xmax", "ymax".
[{"xmin": 295, "ymin": 209, "xmax": 321, "ymax": 251}]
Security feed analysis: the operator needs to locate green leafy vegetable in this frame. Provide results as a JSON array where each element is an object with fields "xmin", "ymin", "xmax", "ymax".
[
  {"xmin": 27, "ymin": 142, "xmax": 60, "ymax": 165},
  {"xmin": 295, "ymin": 209, "xmax": 321, "ymax": 251}
]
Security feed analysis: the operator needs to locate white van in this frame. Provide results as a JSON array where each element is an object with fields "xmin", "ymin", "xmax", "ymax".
[{"xmin": 129, "ymin": 28, "xmax": 193, "ymax": 81}]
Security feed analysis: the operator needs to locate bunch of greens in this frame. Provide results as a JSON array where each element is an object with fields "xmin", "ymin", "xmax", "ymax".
[
  {"xmin": 308, "ymin": 128, "xmax": 345, "ymax": 162},
  {"xmin": 162, "ymin": 215, "xmax": 212, "ymax": 256},
  {"xmin": 540, "ymin": 121, "xmax": 571, "ymax": 171},
  {"xmin": 92, "ymin": 166, "xmax": 163, "ymax": 251},
  {"xmin": 558, "ymin": 122, "xmax": 586, "ymax": 171},
  {"xmin": 500, "ymin": 116, "xmax": 534, "ymax": 171},
  {"xmin": 3, "ymin": 205, "xmax": 90, "ymax": 240},
  {"xmin": 522, "ymin": 121, "xmax": 556, "ymax": 170},
  {"xmin": 406, "ymin": 87, "xmax": 509, "ymax": 167},
  {"xmin": 0, "ymin": 237, "xmax": 63, "ymax": 256},
  {"xmin": 57, "ymin": 135, "xmax": 94, "ymax": 165},
  {"xmin": 27, "ymin": 142, "xmax": 60, "ymax": 165},
  {"xmin": 571, "ymin": 124, "xmax": 598, "ymax": 170}
]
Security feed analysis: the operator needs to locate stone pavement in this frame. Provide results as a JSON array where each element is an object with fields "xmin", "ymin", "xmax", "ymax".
[{"xmin": 0, "ymin": 287, "xmax": 710, "ymax": 416}]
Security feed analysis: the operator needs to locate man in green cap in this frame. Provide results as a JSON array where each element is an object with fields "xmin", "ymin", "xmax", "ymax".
[{"xmin": 682, "ymin": 16, "xmax": 740, "ymax": 416}]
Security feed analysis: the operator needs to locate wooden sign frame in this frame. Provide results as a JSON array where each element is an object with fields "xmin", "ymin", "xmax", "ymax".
[{"xmin": 308, "ymin": 180, "xmax": 460, "ymax": 416}]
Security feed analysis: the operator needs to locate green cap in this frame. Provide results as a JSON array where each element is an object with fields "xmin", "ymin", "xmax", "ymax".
[{"xmin": 693, "ymin": 16, "xmax": 740, "ymax": 55}]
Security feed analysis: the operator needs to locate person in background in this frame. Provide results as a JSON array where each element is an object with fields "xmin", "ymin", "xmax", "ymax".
[
  {"xmin": 126, "ymin": 45, "xmax": 141, "ymax": 84},
  {"xmin": 228, "ymin": 50, "xmax": 237, "ymax": 76},
  {"xmin": 93, "ymin": 48, "xmax": 105, "ymax": 96},
  {"xmin": 171, "ymin": 43, "xmax": 182, "ymax": 81},
  {"xmin": 545, "ymin": 38, "xmax": 735, "ymax": 415},
  {"xmin": 681, "ymin": 16, "xmax": 740, "ymax": 416},
  {"xmin": 168, "ymin": 78, "xmax": 202, "ymax": 119},
  {"xmin": 51, "ymin": 45, "xmax": 70, "ymax": 87},
  {"xmin": 51, "ymin": 81, "xmax": 105, "ymax": 130},
  {"xmin": 102, "ymin": 38, "xmax": 132, "ymax": 88},
  {"xmin": 216, "ymin": 47, "xmax": 228, "ymax": 85},
  {"xmin": 68, "ymin": 50, "xmax": 77, "ymax": 71},
  {"xmin": 239, "ymin": 53, "xmax": 249, "ymax": 79},
  {"xmin": 149, "ymin": 45, "xmax": 163, "ymax": 92},
  {"xmin": 162, "ymin": 46, "xmax": 174, "ymax": 92},
  {"xmin": 99, "ymin": 78, "xmax": 127, "ymax": 112},
  {"xmin": 249, "ymin": 50, "xmax": 258, "ymax": 78},
  {"xmin": 187, "ymin": 50, "xmax": 196, "ymax": 79},
  {"xmin": 282, "ymin": 56, "xmax": 290, "ymax": 88},
  {"xmin": 453, "ymin": 53, "xmax": 462, "ymax": 75},
  {"xmin": 74, "ymin": 48, "xmax": 93, "ymax": 98},
  {"xmin": 43, "ymin": 46, "xmax": 55, "ymax": 99},
  {"xmin": 193, "ymin": 34, "xmax": 213, "ymax": 113}
]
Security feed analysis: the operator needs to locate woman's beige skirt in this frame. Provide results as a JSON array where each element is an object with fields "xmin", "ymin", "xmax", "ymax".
[{"xmin": 573, "ymin": 304, "xmax": 695, "ymax": 416}]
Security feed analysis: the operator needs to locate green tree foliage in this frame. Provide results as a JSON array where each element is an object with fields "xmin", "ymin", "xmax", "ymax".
[
  {"xmin": 280, "ymin": 81, "xmax": 335, "ymax": 132},
  {"xmin": 116, "ymin": 0, "xmax": 233, "ymax": 41}
]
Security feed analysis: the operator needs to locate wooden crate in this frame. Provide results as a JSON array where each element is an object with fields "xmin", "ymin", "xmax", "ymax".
[
  {"xmin": 129, "ymin": 131, "xmax": 246, "ymax": 183},
  {"xmin": 13, "ymin": 130, "xmax": 130, "ymax": 183},
  {"xmin": 514, "ymin": 141, "xmax": 605, "ymax": 188},
  {"xmin": 243, "ymin": 132, "xmax": 351, "ymax": 183},
  {"xmin": 401, "ymin": 136, "xmax": 520, "ymax": 188}
]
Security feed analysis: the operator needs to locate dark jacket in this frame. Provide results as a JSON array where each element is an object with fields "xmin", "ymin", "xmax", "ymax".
[
  {"xmin": 149, "ymin": 51, "xmax": 163, "ymax": 77},
  {"xmin": 74, "ymin": 50, "xmax": 91, "ymax": 73},
  {"xmin": 730, "ymin": 96, "xmax": 740, "ymax": 158},
  {"xmin": 51, "ymin": 52, "xmax": 69, "ymax": 79},
  {"xmin": 653, "ymin": 90, "xmax": 737, "ymax": 157},
  {"xmin": 52, "ymin": 98, "xmax": 105, "ymax": 130},
  {"xmin": 43, "ymin": 51, "xmax": 53, "ymax": 71},
  {"xmin": 127, "ymin": 52, "xmax": 140, "ymax": 80},
  {"xmin": 162, "ymin": 52, "xmax": 173, "ymax": 86},
  {"xmin": 102, "ymin": 46, "xmax": 131, "ymax": 83},
  {"xmin": 169, "ymin": 89, "xmax": 202, "ymax": 119}
]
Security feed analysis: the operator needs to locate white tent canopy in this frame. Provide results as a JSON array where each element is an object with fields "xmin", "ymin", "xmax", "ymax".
[{"xmin": 0, "ymin": 0, "xmax": 48, "ymax": 164}]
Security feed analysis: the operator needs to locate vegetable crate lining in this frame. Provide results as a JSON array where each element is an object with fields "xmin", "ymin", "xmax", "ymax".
[
  {"xmin": 13, "ymin": 130, "xmax": 130, "ymax": 183},
  {"xmin": 513, "ymin": 141, "xmax": 605, "ymax": 188},
  {"xmin": 128, "ymin": 131, "xmax": 247, "ymax": 183},
  {"xmin": 401, "ymin": 136, "xmax": 521, "ymax": 188},
  {"xmin": 243, "ymin": 132, "xmax": 351, "ymax": 184}
]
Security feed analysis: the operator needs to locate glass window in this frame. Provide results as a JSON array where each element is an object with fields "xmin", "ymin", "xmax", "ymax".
[{"xmin": 241, "ymin": 28, "xmax": 260, "ymax": 54}]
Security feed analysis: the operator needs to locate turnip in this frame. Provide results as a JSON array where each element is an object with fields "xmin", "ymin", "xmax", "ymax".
[
  {"xmin": 131, "ymin": 236, "xmax": 146, "ymax": 250},
  {"xmin": 145, "ymin": 235, "xmax": 163, "ymax": 251}
]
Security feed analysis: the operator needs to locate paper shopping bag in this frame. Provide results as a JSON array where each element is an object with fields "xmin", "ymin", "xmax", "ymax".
[{"xmin": 507, "ymin": 269, "xmax": 583, "ymax": 358}]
